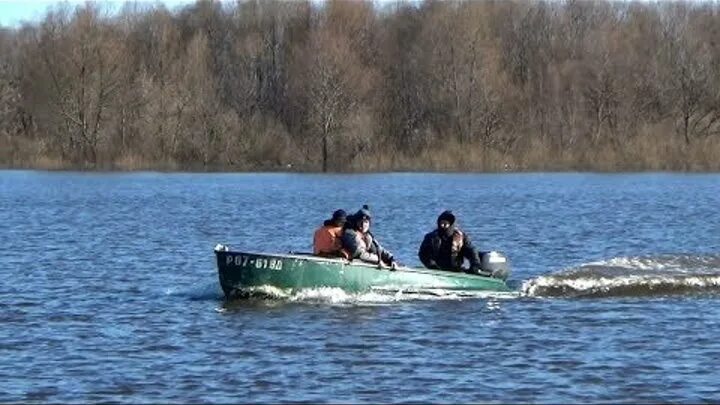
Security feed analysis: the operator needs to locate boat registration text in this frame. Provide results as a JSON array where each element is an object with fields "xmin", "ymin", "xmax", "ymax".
[{"xmin": 226, "ymin": 255, "xmax": 283, "ymax": 270}]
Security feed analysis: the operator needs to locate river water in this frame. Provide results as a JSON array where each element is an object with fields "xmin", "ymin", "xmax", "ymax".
[{"xmin": 1, "ymin": 171, "xmax": 719, "ymax": 403}]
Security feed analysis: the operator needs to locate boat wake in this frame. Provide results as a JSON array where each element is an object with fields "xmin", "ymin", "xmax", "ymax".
[
  {"xmin": 226, "ymin": 285, "xmax": 517, "ymax": 305},
  {"xmin": 521, "ymin": 254, "xmax": 720, "ymax": 298}
]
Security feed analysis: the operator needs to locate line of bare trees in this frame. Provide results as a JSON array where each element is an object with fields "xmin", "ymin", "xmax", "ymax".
[{"xmin": 1, "ymin": 0, "xmax": 720, "ymax": 172}]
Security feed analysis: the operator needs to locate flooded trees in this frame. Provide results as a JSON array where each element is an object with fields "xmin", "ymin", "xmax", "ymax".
[
  {"xmin": 1, "ymin": 0, "xmax": 720, "ymax": 171},
  {"xmin": 291, "ymin": 1, "xmax": 374, "ymax": 172},
  {"xmin": 24, "ymin": 4, "xmax": 128, "ymax": 166}
]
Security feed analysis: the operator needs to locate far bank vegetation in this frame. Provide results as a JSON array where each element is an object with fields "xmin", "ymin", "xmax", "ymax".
[{"xmin": 1, "ymin": 0, "xmax": 719, "ymax": 172}]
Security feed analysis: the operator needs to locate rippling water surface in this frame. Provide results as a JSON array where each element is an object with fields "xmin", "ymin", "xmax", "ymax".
[{"xmin": 2, "ymin": 171, "xmax": 720, "ymax": 403}]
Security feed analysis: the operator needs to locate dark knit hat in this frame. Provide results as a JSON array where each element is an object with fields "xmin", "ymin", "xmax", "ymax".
[
  {"xmin": 437, "ymin": 210, "xmax": 456, "ymax": 226},
  {"xmin": 348, "ymin": 205, "xmax": 372, "ymax": 230},
  {"xmin": 331, "ymin": 209, "xmax": 347, "ymax": 223},
  {"xmin": 354, "ymin": 204, "xmax": 371, "ymax": 221}
]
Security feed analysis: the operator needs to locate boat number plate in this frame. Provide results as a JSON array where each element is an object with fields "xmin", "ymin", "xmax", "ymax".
[{"xmin": 227, "ymin": 255, "xmax": 283, "ymax": 270}]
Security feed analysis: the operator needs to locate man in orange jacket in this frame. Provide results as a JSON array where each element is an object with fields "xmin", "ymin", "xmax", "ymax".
[{"xmin": 313, "ymin": 209, "xmax": 347, "ymax": 257}]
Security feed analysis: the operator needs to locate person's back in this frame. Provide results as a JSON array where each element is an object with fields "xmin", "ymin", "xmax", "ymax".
[
  {"xmin": 418, "ymin": 210, "xmax": 480, "ymax": 272},
  {"xmin": 313, "ymin": 210, "xmax": 347, "ymax": 257}
]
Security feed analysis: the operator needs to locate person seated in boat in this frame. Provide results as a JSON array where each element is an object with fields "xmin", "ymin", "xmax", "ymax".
[
  {"xmin": 418, "ymin": 210, "xmax": 481, "ymax": 273},
  {"xmin": 313, "ymin": 209, "xmax": 347, "ymax": 257},
  {"xmin": 341, "ymin": 206, "xmax": 397, "ymax": 270}
]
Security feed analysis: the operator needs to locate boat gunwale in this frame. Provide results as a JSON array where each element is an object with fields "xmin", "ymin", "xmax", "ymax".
[{"xmin": 215, "ymin": 248, "xmax": 507, "ymax": 283}]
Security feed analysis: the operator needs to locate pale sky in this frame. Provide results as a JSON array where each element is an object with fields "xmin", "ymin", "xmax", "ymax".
[
  {"xmin": 0, "ymin": 0, "xmax": 198, "ymax": 27},
  {"xmin": 0, "ymin": 0, "xmax": 406, "ymax": 28}
]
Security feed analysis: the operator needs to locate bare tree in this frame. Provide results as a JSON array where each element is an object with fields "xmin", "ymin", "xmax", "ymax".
[
  {"xmin": 661, "ymin": 5, "xmax": 720, "ymax": 145},
  {"xmin": 26, "ymin": 4, "xmax": 127, "ymax": 165},
  {"xmin": 291, "ymin": 27, "xmax": 369, "ymax": 172}
]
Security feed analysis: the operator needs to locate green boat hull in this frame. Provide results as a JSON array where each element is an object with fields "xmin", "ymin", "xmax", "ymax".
[{"xmin": 215, "ymin": 248, "xmax": 510, "ymax": 298}]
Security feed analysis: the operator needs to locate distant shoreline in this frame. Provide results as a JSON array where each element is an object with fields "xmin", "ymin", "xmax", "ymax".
[
  {"xmin": 2, "ymin": 163, "xmax": 719, "ymax": 174},
  {"xmin": 2, "ymin": 1, "xmax": 720, "ymax": 174}
]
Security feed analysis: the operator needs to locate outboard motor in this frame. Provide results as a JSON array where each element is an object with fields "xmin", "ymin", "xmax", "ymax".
[{"xmin": 474, "ymin": 251, "xmax": 511, "ymax": 281}]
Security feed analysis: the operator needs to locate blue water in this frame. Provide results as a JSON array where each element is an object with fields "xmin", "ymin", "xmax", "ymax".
[{"xmin": 2, "ymin": 171, "xmax": 720, "ymax": 403}]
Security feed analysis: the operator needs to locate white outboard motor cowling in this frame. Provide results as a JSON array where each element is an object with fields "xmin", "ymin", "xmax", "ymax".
[{"xmin": 478, "ymin": 251, "xmax": 510, "ymax": 280}]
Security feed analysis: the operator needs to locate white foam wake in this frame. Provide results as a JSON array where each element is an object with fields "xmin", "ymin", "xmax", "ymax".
[
  {"xmin": 522, "ymin": 254, "xmax": 720, "ymax": 298},
  {"xmin": 230, "ymin": 285, "xmax": 518, "ymax": 304}
]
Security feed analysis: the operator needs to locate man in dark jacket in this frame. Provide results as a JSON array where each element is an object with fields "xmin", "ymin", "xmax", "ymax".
[{"xmin": 418, "ymin": 210, "xmax": 481, "ymax": 272}]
